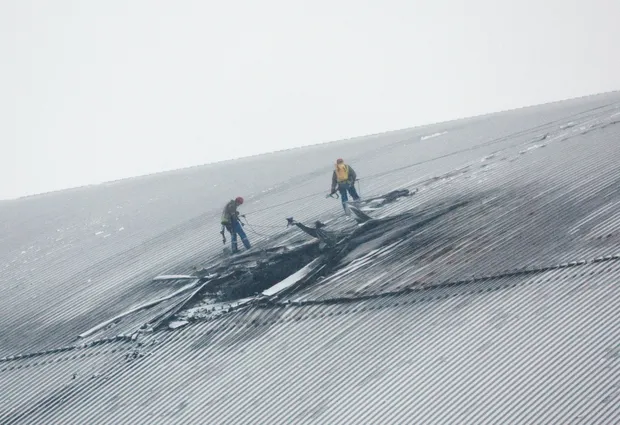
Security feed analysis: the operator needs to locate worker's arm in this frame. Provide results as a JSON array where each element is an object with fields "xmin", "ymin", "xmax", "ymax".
[
  {"xmin": 229, "ymin": 206, "xmax": 240, "ymax": 222},
  {"xmin": 348, "ymin": 166, "xmax": 357, "ymax": 182},
  {"xmin": 331, "ymin": 171, "xmax": 337, "ymax": 193}
]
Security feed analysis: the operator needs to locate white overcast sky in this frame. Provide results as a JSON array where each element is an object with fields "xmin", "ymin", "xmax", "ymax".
[{"xmin": 1, "ymin": 0, "xmax": 618, "ymax": 199}]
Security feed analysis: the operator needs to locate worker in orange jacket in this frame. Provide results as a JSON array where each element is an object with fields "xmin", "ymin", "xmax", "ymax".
[{"xmin": 330, "ymin": 158, "xmax": 360, "ymax": 207}]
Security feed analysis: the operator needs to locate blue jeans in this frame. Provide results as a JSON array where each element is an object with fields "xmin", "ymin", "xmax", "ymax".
[
  {"xmin": 338, "ymin": 182, "xmax": 360, "ymax": 203},
  {"xmin": 229, "ymin": 220, "xmax": 251, "ymax": 253}
]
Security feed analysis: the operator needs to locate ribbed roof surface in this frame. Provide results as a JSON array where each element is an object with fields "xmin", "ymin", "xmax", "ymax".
[{"xmin": 2, "ymin": 92, "xmax": 620, "ymax": 424}]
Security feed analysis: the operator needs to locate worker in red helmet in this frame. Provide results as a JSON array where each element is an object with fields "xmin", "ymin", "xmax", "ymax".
[
  {"xmin": 221, "ymin": 196, "xmax": 251, "ymax": 253},
  {"xmin": 330, "ymin": 158, "xmax": 360, "ymax": 209}
]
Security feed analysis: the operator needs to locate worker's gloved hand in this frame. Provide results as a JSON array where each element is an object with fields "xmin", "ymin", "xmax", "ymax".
[{"xmin": 330, "ymin": 188, "xmax": 337, "ymax": 195}]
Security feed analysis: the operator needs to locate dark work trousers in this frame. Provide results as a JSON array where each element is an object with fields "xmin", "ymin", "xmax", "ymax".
[
  {"xmin": 338, "ymin": 182, "xmax": 360, "ymax": 204},
  {"xmin": 228, "ymin": 220, "xmax": 251, "ymax": 253}
]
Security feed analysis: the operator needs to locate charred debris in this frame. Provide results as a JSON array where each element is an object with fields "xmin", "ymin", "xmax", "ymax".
[
  {"xmin": 79, "ymin": 188, "xmax": 471, "ymax": 338},
  {"xmin": 147, "ymin": 189, "xmax": 472, "ymax": 328}
]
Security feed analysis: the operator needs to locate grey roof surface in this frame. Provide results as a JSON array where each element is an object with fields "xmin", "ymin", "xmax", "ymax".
[{"xmin": 2, "ymin": 91, "xmax": 620, "ymax": 424}]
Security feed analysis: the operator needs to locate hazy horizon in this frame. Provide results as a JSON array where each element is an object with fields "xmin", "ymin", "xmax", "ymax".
[
  {"xmin": 1, "ymin": 90, "xmax": 616, "ymax": 201},
  {"xmin": 3, "ymin": 0, "xmax": 619, "ymax": 200}
]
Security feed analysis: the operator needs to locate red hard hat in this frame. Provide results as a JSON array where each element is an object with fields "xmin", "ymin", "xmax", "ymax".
[
  {"xmin": 336, "ymin": 158, "xmax": 344, "ymax": 164},
  {"xmin": 235, "ymin": 196, "xmax": 244, "ymax": 204}
]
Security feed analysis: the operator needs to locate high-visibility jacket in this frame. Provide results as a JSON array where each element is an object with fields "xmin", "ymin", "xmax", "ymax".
[
  {"xmin": 331, "ymin": 164, "xmax": 357, "ymax": 191},
  {"xmin": 335, "ymin": 163, "xmax": 349, "ymax": 183}
]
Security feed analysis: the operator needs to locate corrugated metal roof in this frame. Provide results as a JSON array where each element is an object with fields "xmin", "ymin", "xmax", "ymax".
[
  {"xmin": 1, "ymin": 92, "xmax": 620, "ymax": 423},
  {"xmin": 2, "ymin": 262, "xmax": 619, "ymax": 424}
]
